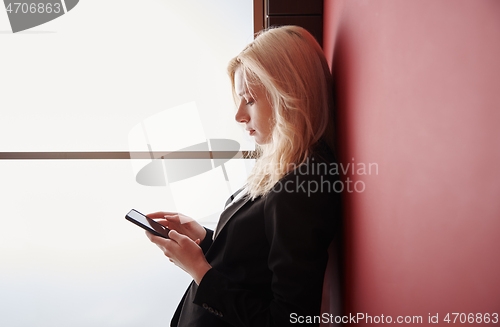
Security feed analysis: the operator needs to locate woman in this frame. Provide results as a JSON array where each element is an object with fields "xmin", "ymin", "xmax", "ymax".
[{"xmin": 146, "ymin": 25, "xmax": 342, "ymax": 326}]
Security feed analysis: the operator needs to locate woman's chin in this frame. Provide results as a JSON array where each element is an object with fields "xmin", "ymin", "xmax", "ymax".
[
  {"xmin": 252, "ymin": 131, "xmax": 273, "ymax": 145},
  {"xmin": 255, "ymin": 138, "xmax": 271, "ymax": 146}
]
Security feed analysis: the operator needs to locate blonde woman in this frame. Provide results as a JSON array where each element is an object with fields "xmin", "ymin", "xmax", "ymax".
[{"xmin": 146, "ymin": 26, "xmax": 341, "ymax": 326}]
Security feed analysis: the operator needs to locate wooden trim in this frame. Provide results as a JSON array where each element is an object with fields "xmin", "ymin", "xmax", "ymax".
[
  {"xmin": 264, "ymin": 0, "xmax": 269, "ymax": 29},
  {"xmin": 0, "ymin": 151, "xmax": 257, "ymax": 160},
  {"xmin": 253, "ymin": 0, "xmax": 264, "ymax": 35}
]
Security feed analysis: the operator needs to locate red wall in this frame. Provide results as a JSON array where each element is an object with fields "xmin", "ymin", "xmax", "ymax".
[{"xmin": 323, "ymin": 0, "xmax": 500, "ymax": 324}]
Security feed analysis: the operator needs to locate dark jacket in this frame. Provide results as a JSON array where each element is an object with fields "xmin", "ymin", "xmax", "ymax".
[{"xmin": 171, "ymin": 142, "xmax": 342, "ymax": 327}]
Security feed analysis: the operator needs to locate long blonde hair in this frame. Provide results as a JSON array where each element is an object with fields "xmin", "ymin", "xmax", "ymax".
[{"xmin": 228, "ymin": 26, "xmax": 335, "ymax": 200}]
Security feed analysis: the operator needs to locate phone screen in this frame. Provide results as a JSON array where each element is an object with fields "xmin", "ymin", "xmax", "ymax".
[{"xmin": 125, "ymin": 209, "xmax": 170, "ymax": 238}]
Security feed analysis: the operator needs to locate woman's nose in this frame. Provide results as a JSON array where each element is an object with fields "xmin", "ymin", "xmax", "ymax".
[{"xmin": 235, "ymin": 101, "xmax": 250, "ymax": 123}]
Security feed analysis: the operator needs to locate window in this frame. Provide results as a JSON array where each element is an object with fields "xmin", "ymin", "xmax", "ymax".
[{"xmin": 0, "ymin": 1, "xmax": 253, "ymax": 325}]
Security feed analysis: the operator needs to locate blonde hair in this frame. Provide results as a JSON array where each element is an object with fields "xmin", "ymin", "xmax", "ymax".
[{"xmin": 228, "ymin": 25, "xmax": 335, "ymax": 200}]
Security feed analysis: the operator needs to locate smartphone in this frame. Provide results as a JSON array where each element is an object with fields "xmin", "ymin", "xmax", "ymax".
[{"xmin": 125, "ymin": 209, "xmax": 170, "ymax": 239}]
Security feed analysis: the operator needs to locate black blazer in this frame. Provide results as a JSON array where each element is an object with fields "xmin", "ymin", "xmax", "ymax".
[{"xmin": 171, "ymin": 143, "xmax": 342, "ymax": 327}]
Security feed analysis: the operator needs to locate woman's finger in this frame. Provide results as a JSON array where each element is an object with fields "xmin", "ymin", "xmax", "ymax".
[
  {"xmin": 146, "ymin": 231, "xmax": 170, "ymax": 246},
  {"xmin": 146, "ymin": 231, "xmax": 180, "ymax": 257},
  {"xmin": 163, "ymin": 213, "xmax": 182, "ymax": 223},
  {"xmin": 164, "ymin": 213, "xmax": 198, "ymax": 225},
  {"xmin": 168, "ymin": 229, "xmax": 192, "ymax": 246},
  {"xmin": 162, "ymin": 212, "xmax": 180, "ymax": 216},
  {"xmin": 168, "ymin": 229, "xmax": 181, "ymax": 242},
  {"xmin": 145, "ymin": 230, "xmax": 155, "ymax": 241}
]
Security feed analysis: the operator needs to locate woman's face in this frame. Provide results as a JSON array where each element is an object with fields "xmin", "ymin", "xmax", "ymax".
[{"xmin": 234, "ymin": 67, "xmax": 274, "ymax": 145}]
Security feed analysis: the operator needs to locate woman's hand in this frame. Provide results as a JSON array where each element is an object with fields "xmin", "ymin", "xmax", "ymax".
[
  {"xmin": 146, "ymin": 230, "xmax": 211, "ymax": 285},
  {"xmin": 146, "ymin": 212, "xmax": 207, "ymax": 243}
]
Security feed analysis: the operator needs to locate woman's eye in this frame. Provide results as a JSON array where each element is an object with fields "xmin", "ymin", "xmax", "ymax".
[{"xmin": 246, "ymin": 100, "xmax": 254, "ymax": 105}]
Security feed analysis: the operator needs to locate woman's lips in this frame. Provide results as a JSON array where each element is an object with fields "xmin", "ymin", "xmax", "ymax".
[{"xmin": 247, "ymin": 128, "xmax": 255, "ymax": 136}]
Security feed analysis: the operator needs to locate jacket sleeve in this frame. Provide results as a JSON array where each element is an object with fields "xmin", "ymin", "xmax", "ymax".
[
  {"xmin": 200, "ymin": 227, "xmax": 214, "ymax": 255},
  {"xmin": 192, "ymin": 173, "xmax": 339, "ymax": 326}
]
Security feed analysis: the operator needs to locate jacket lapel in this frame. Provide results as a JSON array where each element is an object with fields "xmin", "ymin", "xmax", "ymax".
[{"xmin": 214, "ymin": 191, "xmax": 251, "ymax": 240}]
